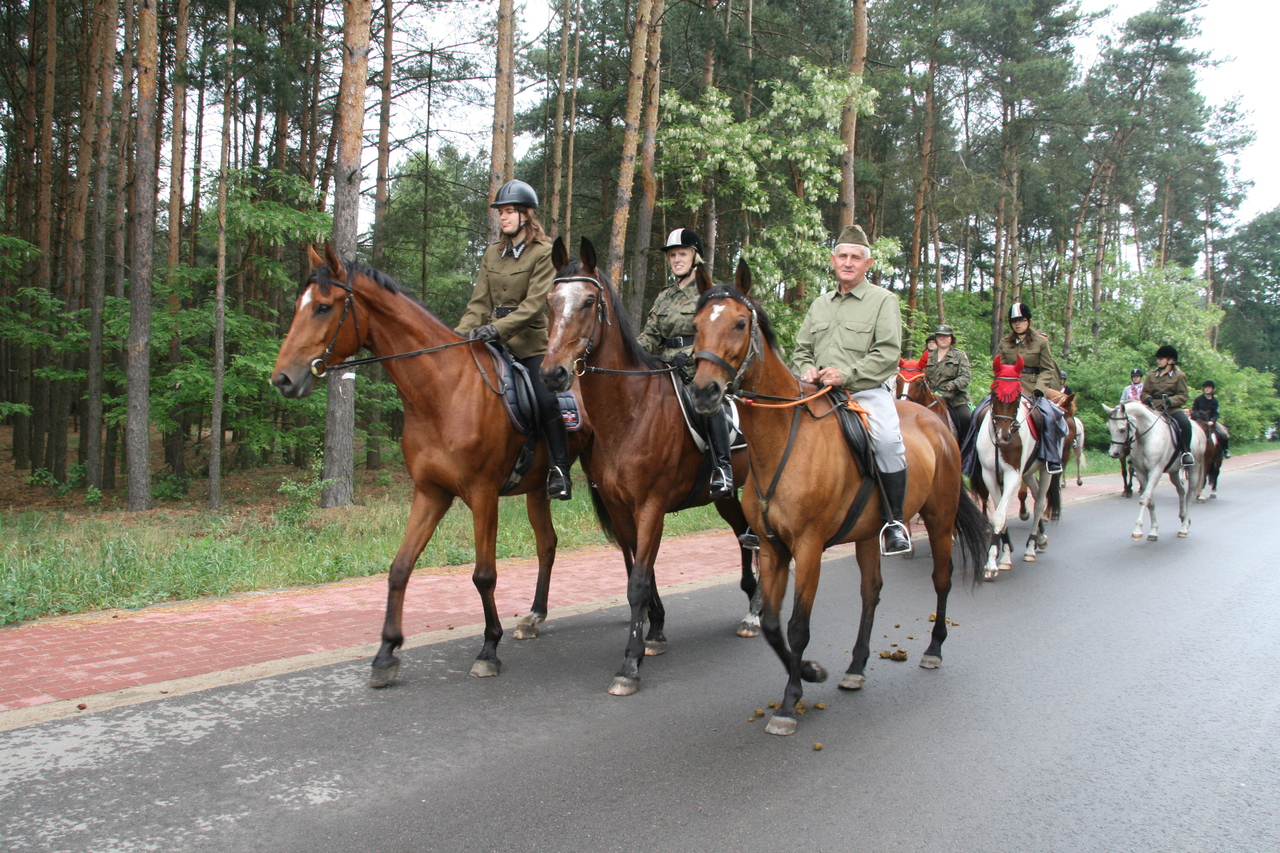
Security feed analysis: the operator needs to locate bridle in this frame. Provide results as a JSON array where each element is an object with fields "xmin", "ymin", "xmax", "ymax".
[
  {"xmin": 988, "ymin": 375, "xmax": 1026, "ymax": 447},
  {"xmin": 551, "ymin": 273, "xmax": 677, "ymax": 377},
  {"xmin": 692, "ymin": 292, "xmax": 765, "ymax": 397}
]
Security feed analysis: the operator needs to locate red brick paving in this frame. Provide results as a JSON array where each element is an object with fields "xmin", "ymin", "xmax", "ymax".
[{"xmin": 2, "ymin": 449, "xmax": 1275, "ymax": 713}]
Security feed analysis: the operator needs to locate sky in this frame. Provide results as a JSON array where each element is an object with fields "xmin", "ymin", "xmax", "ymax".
[{"xmin": 1080, "ymin": 0, "xmax": 1279, "ymax": 225}]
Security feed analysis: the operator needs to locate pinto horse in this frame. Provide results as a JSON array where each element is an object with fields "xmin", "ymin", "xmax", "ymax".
[
  {"xmin": 895, "ymin": 354, "xmax": 957, "ymax": 438},
  {"xmin": 1190, "ymin": 410, "xmax": 1224, "ymax": 502},
  {"xmin": 687, "ymin": 270, "xmax": 988, "ymax": 737},
  {"xmin": 272, "ymin": 244, "xmax": 588, "ymax": 687},
  {"xmin": 969, "ymin": 357, "xmax": 1065, "ymax": 579},
  {"xmin": 1102, "ymin": 401, "xmax": 1205, "ymax": 540},
  {"xmin": 539, "ymin": 238, "xmax": 760, "ymax": 696}
]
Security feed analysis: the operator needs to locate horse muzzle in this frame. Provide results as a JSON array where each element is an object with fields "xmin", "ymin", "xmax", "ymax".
[
  {"xmin": 690, "ymin": 379, "xmax": 723, "ymax": 417},
  {"xmin": 272, "ymin": 368, "xmax": 315, "ymax": 399},
  {"xmin": 541, "ymin": 362, "xmax": 573, "ymax": 394}
]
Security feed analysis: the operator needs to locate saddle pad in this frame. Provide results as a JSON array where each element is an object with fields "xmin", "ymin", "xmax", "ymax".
[
  {"xmin": 491, "ymin": 344, "xmax": 584, "ymax": 436},
  {"xmin": 670, "ymin": 372, "xmax": 745, "ymax": 454}
]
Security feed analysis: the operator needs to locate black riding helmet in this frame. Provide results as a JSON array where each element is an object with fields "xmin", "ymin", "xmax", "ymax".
[
  {"xmin": 1155, "ymin": 344, "xmax": 1178, "ymax": 361},
  {"xmin": 662, "ymin": 227, "xmax": 705, "ymax": 259},
  {"xmin": 490, "ymin": 179, "xmax": 539, "ymax": 210},
  {"xmin": 1202, "ymin": 380, "xmax": 1216, "ymax": 389},
  {"xmin": 1131, "ymin": 367, "xmax": 1144, "ymax": 377}
]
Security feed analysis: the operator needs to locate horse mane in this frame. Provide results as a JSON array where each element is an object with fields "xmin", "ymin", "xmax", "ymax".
[
  {"xmin": 558, "ymin": 258, "xmax": 666, "ymax": 370},
  {"xmin": 310, "ymin": 258, "xmax": 449, "ymax": 326},
  {"xmin": 695, "ymin": 284, "xmax": 783, "ymax": 357}
]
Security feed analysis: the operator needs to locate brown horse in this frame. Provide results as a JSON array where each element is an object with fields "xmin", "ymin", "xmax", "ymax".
[
  {"xmin": 1190, "ymin": 410, "xmax": 1224, "ymax": 501},
  {"xmin": 272, "ymin": 244, "xmax": 588, "ymax": 687},
  {"xmin": 687, "ymin": 269, "xmax": 988, "ymax": 737},
  {"xmin": 895, "ymin": 354, "xmax": 957, "ymax": 438},
  {"xmin": 539, "ymin": 238, "xmax": 759, "ymax": 696}
]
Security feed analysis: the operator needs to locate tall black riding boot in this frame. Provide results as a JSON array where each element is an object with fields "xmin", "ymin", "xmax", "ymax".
[
  {"xmin": 543, "ymin": 415, "xmax": 573, "ymax": 501},
  {"xmin": 707, "ymin": 407, "xmax": 735, "ymax": 500},
  {"xmin": 878, "ymin": 469, "xmax": 912, "ymax": 556}
]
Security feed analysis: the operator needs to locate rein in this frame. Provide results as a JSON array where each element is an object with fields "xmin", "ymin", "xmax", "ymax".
[{"xmin": 552, "ymin": 274, "xmax": 678, "ymax": 378}]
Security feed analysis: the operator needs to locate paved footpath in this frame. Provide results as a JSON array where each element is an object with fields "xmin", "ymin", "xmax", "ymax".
[{"xmin": 4, "ymin": 449, "xmax": 1276, "ymax": 730}]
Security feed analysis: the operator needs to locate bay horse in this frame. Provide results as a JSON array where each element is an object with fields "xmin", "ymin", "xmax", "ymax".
[
  {"xmin": 539, "ymin": 237, "xmax": 759, "ymax": 696},
  {"xmin": 272, "ymin": 243, "xmax": 588, "ymax": 687},
  {"xmin": 1103, "ymin": 401, "xmax": 1205, "ymax": 539},
  {"xmin": 687, "ymin": 269, "xmax": 988, "ymax": 737},
  {"xmin": 970, "ymin": 357, "xmax": 1065, "ymax": 579},
  {"xmin": 895, "ymin": 354, "xmax": 957, "ymax": 438},
  {"xmin": 1190, "ymin": 410, "xmax": 1223, "ymax": 502}
]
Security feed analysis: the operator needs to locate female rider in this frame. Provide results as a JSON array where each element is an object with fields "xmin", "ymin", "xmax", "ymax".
[
  {"xmin": 455, "ymin": 180, "xmax": 574, "ymax": 500},
  {"xmin": 1143, "ymin": 345, "xmax": 1194, "ymax": 468},
  {"xmin": 639, "ymin": 228, "xmax": 734, "ymax": 499},
  {"xmin": 997, "ymin": 302, "xmax": 1067, "ymax": 475},
  {"xmin": 925, "ymin": 324, "xmax": 973, "ymax": 441}
]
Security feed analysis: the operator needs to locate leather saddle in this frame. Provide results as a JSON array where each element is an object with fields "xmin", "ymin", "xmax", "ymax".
[{"xmin": 670, "ymin": 372, "xmax": 745, "ymax": 453}]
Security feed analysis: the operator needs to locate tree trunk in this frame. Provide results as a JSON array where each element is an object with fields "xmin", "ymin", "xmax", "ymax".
[
  {"xmin": 606, "ymin": 0, "xmax": 656, "ymax": 292},
  {"xmin": 548, "ymin": 0, "xmax": 573, "ymax": 235},
  {"xmin": 209, "ymin": 0, "xmax": 236, "ymax": 508},
  {"xmin": 563, "ymin": 8, "xmax": 582, "ymax": 246},
  {"xmin": 127, "ymin": 0, "xmax": 160, "ymax": 511},
  {"xmin": 372, "ymin": 0, "xmax": 393, "ymax": 268},
  {"xmin": 626, "ymin": 0, "xmax": 663, "ymax": 320},
  {"xmin": 164, "ymin": 0, "xmax": 190, "ymax": 481},
  {"xmin": 322, "ymin": 0, "xmax": 371, "ymax": 509},
  {"xmin": 837, "ymin": 0, "xmax": 867, "ymax": 231},
  {"xmin": 488, "ymin": 0, "xmax": 515, "ymax": 241}
]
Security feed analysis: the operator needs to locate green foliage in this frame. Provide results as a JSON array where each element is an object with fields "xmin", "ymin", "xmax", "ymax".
[
  {"xmin": 152, "ymin": 474, "xmax": 190, "ymax": 502},
  {"xmin": 275, "ymin": 462, "xmax": 336, "ymax": 526}
]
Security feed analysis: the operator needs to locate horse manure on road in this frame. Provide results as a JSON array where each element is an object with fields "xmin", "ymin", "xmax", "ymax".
[{"xmin": 879, "ymin": 649, "xmax": 909, "ymax": 661}]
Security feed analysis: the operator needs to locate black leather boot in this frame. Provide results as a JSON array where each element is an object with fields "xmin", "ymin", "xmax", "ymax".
[
  {"xmin": 878, "ymin": 469, "xmax": 912, "ymax": 556},
  {"xmin": 543, "ymin": 415, "xmax": 573, "ymax": 500},
  {"xmin": 707, "ymin": 407, "xmax": 735, "ymax": 500}
]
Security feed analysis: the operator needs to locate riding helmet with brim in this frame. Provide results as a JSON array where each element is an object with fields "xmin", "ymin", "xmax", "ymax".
[
  {"xmin": 1009, "ymin": 302, "xmax": 1032, "ymax": 321},
  {"xmin": 662, "ymin": 227, "xmax": 705, "ymax": 259},
  {"xmin": 491, "ymin": 179, "xmax": 539, "ymax": 209}
]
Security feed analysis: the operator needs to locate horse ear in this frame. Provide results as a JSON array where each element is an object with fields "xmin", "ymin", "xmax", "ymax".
[
  {"xmin": 899, "ymin": 357, "xmax": 909, "ymax": 368},
  {"xmin": 694, "ymin": 264, "xmax": 714, "ymax": 295},
  {"xmin": 306, "ymin": 244, "xmax": 325, "ymax": 271},
  {"xmin": 1101, "ymin": 403, "xmax": 1114, "ymax": 416},
  {"xmin": 735, "ymin": 257, "xmax": 752, "ymax": 295},
  {"xmin": 579, "ymin": 237, "xmax": 597, "ymax": 273},
  {"xmin": 1015, "ymin": 355, "xmax": 1025, "ymax": 375},
  {"xmin": 916, "ymin": 353, "xmax": 929, "ymax": 370},
  {"xmin": 992, "ymin": 356, "xmax": 1002, "ymax": 374},
  {"xmin": 323, "ymin": 241, "xmax": 347, "ymax": 284},
  {"xmin": 552, "ymin": 236, "xmax": 568, "ymax": 272}
]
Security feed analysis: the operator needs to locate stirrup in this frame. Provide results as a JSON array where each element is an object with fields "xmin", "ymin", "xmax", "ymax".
[
  {"xmin": 1180, "ymin": 452, "xmax": 1194, "ymax": 467},
  {"xmin": 709, "ymin": 466, "xmax": 734, "ymax": 500},
  {"xmin": 547, "ymin": 466, "xmax": 572, "ymax": 501},
  {"xmin": 1046, "ymin": 461, "xmax": 1063, "ymax": 475},
  {"xmin": 737, "ymin": 532, "xmax": 760, "ymax": 551},
  {"xmin": 879, "ymin": 520, "xmax": 912, "ymax": 556}
]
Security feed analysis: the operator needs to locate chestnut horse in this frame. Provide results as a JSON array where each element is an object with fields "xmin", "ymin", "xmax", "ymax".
[
  {"xmin": 272, "ymin": 244, "xmax": 588, "ymax": 687},
  {"xmin": 969, "ymin": 357, "xmax": 1066, "ymax": 579},
  {"xmin": 895, "ymin": 354, "xmax": 957, "ymax": 438},
  {"xmin": 688, "ymin": 270, "xmax": 988, "ymax": 737},
  {"xmin": 540, "ymin": 238, "xmax": 759, "ymax": 696}
]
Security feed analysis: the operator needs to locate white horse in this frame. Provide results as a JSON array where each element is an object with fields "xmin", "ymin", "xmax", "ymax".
[
  {"xmin": 1102, "ymin": 401, "xmax": 1206, "ymax": 540},
  {"xmin": 971, "ymin": 361, "xmax": 1061, "ymax": 580},
  {"xmin": 1069, "ymin": 416, "xmax": 1086, "ymax": 486}
]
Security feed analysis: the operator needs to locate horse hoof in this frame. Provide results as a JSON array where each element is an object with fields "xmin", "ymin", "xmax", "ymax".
[
  {"xmin": 1178, "ymin": 531, "xmax": 1189, "ymax": 538},
  {"xmin": 469, "ymin": 659, "xmax": 501, "ymax": 678},
  {"xmin": 983, "ymin": 569, "xmax": 999, "ymax": 582},
  {"xmin": 998, "ymin": 561, "xmax": 1012, "ymax": 571},
  {"xmin": 764, "ymin": 715, "xmax": 797, "ymax": 736},
  {"xmin": 607, "ymin": 676, "xmax": 639, "ymax": 696},
  {"xmin": 801, "ymin": 661, "xmax": 828, "ymax": 683},
  {"xmin": 736, "ymin": 618, "xmax": 761, "ymax": 638},
  {"xmin": 1196, "ymin": 496, "xmax": 1206, "ymax": 504},
  {"xmin": 369, "ymin": 661, "xmax": 399, "ymax": 688},
  {"xmin": 1147, "ymin": 534, "xmax": 1158, "ymax": 542},
  {"xmin": 1210, "ymin": 493, "xmax": 1217, "ymax": 499},
  {"xmin": 511, "ymin": 613, "xmax": 544, "ymax": 640},
  {"xmin": 643, "ymin": 640, "xmax": 667, "ymax": 656},
  {"xmin": 1019, "ymin": 510, "xmax": 1029, "ymax": 521},
  {"xmin": 838, "ymin": 672, "xmax": 866, "ymax": 691},
  {"xmin": 1131, "ymin": 532, "xmax": 1144, "ymax": 541},
  {"xmin": 1023, "ymin": 554, "xmax": 1037, "ymax": 562},
  {"xmin": 919, "ymin": 654, "xmax": 941, "ymax": 669}
]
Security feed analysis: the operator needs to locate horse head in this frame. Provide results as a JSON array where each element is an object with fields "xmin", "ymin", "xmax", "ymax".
[
  {"xmin": 895, "ymin": 353, "xmax": 929, "ymax": 401},
  {"xmin": 542, "ymin": 236, "xmax": 607, "ymax": 393},
  {"xmin": 273, "ymin": 242, "xmax": 366, "ymax": 399},
  {"xmin": 689, "ymin": 258, "xmax": 758, "ymax": 416},
  {"xmin": 1101, "ymin": 402, "xmax": 1133, "ymax": 458},
  {"xmin": 988, "ymin": 356, "xmax": 1025, "ymax": 445}
]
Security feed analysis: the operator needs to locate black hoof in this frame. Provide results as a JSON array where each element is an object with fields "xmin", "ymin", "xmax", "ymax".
[{"xmin": 370, "ymin": 660, "xmax": 400, "ymax": 688}]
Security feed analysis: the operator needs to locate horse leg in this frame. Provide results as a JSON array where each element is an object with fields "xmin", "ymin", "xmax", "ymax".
[
  {"xmin": 607, "ymin": 505, "xmax": 665, "ymax": 696},
  {"xmin": 463, "ymin": 496, "xmax": 507, "ymax": 678},
  {"xmin": 512, "ymin": 492, "xmax": 557, "ymax": 640},
  {"xmin": 1172, "ymin": 469, "xmax": 1192, "ymax": 538},
  {"xmin": 919, "ymin": 507, "xmax": 955, "ymax": 669},
  {"xmin": 714, "ymin": 496, "xmax": 761, "ymax": 637},
  {"xmin": 1121, "ymin": 457, "xmax": 1134, "ymax": 498},
  {"xmin": 1017, "ymin": 482, "xmax": 1030, "ymax": 520},
  {"xmin": 839, "ymin": 539, "xmax": 884, "ymax": 692},
  {"xmin": 371, "ymin": 486, "xmax": 453, "ymax": 687},
  {"xmin": 1136, "ymin": 474, "xmax": 1159, "ymax": 541},
  {"xmin": 768, "ymin": 540, "xmax": 828, "ymax": 737}
]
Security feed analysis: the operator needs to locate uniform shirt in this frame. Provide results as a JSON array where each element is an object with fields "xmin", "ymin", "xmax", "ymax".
[
  {"xmin": 1142, "ymin": 365, "xmax": 1188, "ymax": 411},
  {"xmin": 1192, "ymin": 393, "xmax": 1219, "ymax": 421},
  {"xmin": 926, "ymin": 347, "xmax": 972, "ymax": 407},
  {"xmin": 455, "ymin": 237, "xmax": 554, "ymax": 359},
  {"xmin": 1120, "ymin": 382, "xmax": 1143, "ymax": 404},
  {"xmin": 639, "ymin": 277, "xmax": 700, "ymax": 360},
  {"xmin": 791, "ymin": 279, "xmax": 902, "ymax": 392},
  {"xmin": 998, "ymin": 328, "xmax": 1061, "ymax": 396}
]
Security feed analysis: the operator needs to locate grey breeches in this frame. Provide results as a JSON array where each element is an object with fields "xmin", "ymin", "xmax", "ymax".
[{"xmin": 851, "ymin": 384, "xmax": 907, "ymax": 473}]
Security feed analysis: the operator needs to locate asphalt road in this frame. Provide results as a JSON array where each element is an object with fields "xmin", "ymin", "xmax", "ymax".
[{"xmin": 4, "ymin": 464, "xmax": 1279, "ymax": 852}]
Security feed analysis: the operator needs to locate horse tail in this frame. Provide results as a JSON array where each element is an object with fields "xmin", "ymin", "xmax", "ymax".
[
  {"xmin": 1045, "ymin": 473, "xmax": 1062, "ymax": 521},
  {"xmin": 968, "ymin": 471, "xmax": 989, "ymax": 513},
  {"xmin": 952, "ymin": 486, "xmax": 992, "ymax": 587},
  {"xmin": 588, "ymin": 481, "xmax": 618, "ymax": 546}
]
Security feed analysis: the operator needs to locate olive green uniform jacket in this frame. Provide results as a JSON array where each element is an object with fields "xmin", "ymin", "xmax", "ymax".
[
  {"xmin": 998, "ymin": 329, "xmax": 1061, "ymax": 396},
  {"xmin": 455, "ymin": 238, "xmax": 554, "ymax": 359},
  {"xmin": 791, "ymin": 279, "xmax": 902, "ymax": 392},
  {"xmin": 926, "ymin": 348, "xmax": 973, "ymax": 407},
  {"xmin": 639, "ymin": 277, "xmax": 700, "ymax": 360},
  {"xmin": 1142, "ymin": 365, "xmax": 1189, "ymax": 411}
]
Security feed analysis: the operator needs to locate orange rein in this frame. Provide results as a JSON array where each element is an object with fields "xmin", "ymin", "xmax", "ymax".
[{"xmin": 737, "ymin": 384, "xmax": 833, "ymax": 409}]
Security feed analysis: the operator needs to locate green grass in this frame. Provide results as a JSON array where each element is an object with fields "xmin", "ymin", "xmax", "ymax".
[{"xmin": 0, "ymin": 474, "xmax": 725, "ymax": 626}]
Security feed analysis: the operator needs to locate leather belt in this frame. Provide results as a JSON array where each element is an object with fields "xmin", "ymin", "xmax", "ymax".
[
  {"xmin": 663, "ymin": 335, "xmax": 695, "ymax": 348},
  {"xmin": 493, "ymin": 305, "xmax": 518, "ymax": 318},
  {"xmin": 1022, "ymin": 366, "xmax": 1040, "ymax": 375}
]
